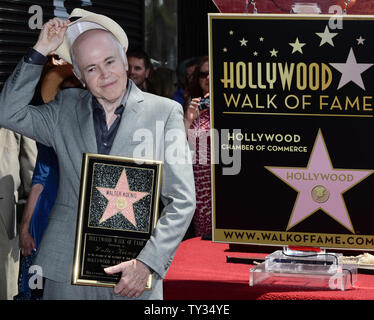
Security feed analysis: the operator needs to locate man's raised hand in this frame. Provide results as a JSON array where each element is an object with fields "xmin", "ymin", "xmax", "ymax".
[{"xmin": 33, "ymin": 18, "xmax": 70, "ymax": 56}]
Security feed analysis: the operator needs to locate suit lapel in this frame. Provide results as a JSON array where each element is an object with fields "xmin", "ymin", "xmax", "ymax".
[
  {"xmin": 76, "ymin": 90, "xmax": 97, "ymax": 153},
  {"xmin": 110, "ymin": 83, "xmax": 145, "ymax": 156}
]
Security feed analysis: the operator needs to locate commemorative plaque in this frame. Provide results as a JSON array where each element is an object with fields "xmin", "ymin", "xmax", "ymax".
[{"xmin": 72, "ymin": 153, "xmax": 162, "ymax": 288}]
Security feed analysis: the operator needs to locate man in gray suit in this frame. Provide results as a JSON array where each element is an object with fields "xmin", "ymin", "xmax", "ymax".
[{"xmin": 0, "ymin": 10, "xmax": 195, "ymax": 300}]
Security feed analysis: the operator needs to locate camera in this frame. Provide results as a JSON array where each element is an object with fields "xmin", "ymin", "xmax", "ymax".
[{"xmin": 198, "ymin": 97, "xmax": 210, "ymax": 111}]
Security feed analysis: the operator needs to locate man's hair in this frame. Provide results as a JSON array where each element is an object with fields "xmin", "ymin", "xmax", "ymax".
[
  {"xmin": 126, "ymin": 49, "xmax": 151, "ymax": 70},
  {"xmin": 70, "ymin": 29, "xmax": 127, "ymax": 80}
]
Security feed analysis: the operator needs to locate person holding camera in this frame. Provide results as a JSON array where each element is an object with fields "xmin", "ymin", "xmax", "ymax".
[{"xmin": 183, "ymin": 56, "xmax": 212, "ymax": 238}]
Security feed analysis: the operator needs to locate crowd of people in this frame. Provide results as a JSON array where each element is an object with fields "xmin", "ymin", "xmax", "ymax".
[{"xmin": 0, "ymin": 9, "xmax": 212, "ymax": 300}]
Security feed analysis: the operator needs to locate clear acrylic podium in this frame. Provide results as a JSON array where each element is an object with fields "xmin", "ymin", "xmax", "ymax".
[{"xmin": 249, "ymin": 246, "xmax": 357, "ymax": 290}]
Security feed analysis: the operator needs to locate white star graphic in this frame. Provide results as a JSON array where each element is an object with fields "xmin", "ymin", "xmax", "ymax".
[
  {"xmin": 239, "ymin": 37, "xmax": 248, "ymax": 46},
  {"xmin": 270, "ymin": 48, "xmax": 278, "ymax": 57},
  {"xmin": 315, "ymin": 25, "xmax": 338, "ymax": 47},
  {"xmin": 289, "ymin": 37, "xmax": 306, "ymax": 54},
  {"xmin": 356, "ymin": 36, "xmax": 365, "ymax": 45},
  {"xmin": 329, "ymin": 48, "xmax": 373, "ymax": 90}
]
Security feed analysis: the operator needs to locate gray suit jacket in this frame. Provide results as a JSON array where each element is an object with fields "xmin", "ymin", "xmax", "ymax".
[{"xmin": 0, "ymin": 60, "xmax": 196, "ymax": 299}]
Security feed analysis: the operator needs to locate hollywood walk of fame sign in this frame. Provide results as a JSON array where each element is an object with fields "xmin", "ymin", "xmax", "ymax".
[
  {"xmin": 72, "ymin": 153, "xmax": 162, "ymax": 288},
  {"xmin": 210, "ymin": 14, "xmax": 374, "ymax": 250}
]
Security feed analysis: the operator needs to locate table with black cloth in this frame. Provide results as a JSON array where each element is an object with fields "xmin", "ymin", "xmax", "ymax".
[{"xmin": 163, "ymin": 237, "xmax": 374, "ymax": 300}]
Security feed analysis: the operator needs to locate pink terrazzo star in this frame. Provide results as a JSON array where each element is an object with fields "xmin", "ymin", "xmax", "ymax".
[
  {"xmin": 266, "ymin": 130, "xmax": 374, "ymax": 232},
  {"xmin": 96, "ymin": 168, "xmax": 149, "ymax": 227}
]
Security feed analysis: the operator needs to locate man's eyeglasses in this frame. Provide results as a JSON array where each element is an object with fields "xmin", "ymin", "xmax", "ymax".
[{"xmin": 199, "ymin": 71, "xmax": 209, "ymax": 79}]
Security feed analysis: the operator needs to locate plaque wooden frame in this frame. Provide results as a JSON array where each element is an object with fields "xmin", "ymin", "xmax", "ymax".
[{"xmin": 72, "ymin": 153, "xmax": 162, "ymax": 288}]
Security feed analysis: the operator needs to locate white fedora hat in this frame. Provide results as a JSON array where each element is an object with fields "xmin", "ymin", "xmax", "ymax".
[{"xmin": 55, "ymin": 8, "xmax": 129, "ymax": 64}]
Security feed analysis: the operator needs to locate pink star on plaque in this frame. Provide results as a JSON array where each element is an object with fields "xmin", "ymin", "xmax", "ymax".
[
  {"xmin": 265, "ymin": 130, "xmax": 374, "ymax": 233},
  {"xmin": 96, "ymin": 168, "xmax": 149, "ymax": 227}
]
